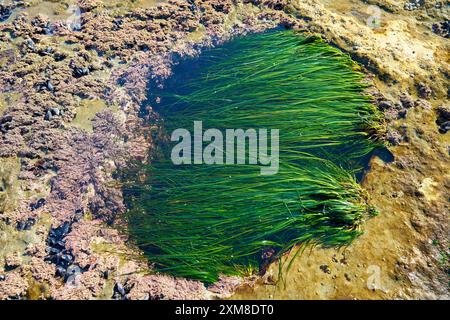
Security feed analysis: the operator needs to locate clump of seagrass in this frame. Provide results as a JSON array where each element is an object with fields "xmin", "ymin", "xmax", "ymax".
[{"xmin": 124, "ymin": 30, "xmax": 384, "ymax": 283}]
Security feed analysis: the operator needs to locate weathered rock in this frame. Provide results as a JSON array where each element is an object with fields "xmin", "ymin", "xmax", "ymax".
[
  {"xmin": 0, "ymin": 0, "xmax": 448, "ymax": 301},
  {"xmin": 16, "ymin": 217, "xmax": 36, "ymax": 231},
  {"xmin": 44, "ymin": 110, "xmax": 53, "ymax": 121},
  {"xmin": 4, "ymin": 253, "xmax": 22, "ymax": 271},
  {"xmin": 436, "ymin": 105, "xmax": 450, "ymax": 133},
  {"xmin": 417, "ymin": 82, "xmax": 432, "ymax": 98},
  {"xmin": 432, "ymin": 20, "xmax": 449, "ymax": 38},
  {"xmin": 400, "ymin": 94, "xmax": 414, "ymax": 109},
  {"xmin": 0, "ymin": 115, "xmax": 13, "ymax": 124},
  {"xmin": 377, "ymin": 100, "xmax": 395, "ymax": 110},
  {"xmin": 0, "ymin": 272, "xmax": 27, "ymax": 300}
]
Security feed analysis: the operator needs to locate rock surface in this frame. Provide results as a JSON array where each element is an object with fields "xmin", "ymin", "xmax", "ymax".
[{"xmin": 0, "ymin": 0, "xmax": 448, "ymax": 300}]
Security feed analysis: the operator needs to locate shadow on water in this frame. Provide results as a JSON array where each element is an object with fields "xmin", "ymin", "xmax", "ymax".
[{"xmin": 356, "ymin": 147, "xmax": 394, "ymax": 182}]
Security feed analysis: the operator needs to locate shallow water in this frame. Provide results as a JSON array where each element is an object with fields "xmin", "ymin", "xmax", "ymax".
[{"xmin": 125, "ymin": 29, "xmax": 383, "ymax": 283}]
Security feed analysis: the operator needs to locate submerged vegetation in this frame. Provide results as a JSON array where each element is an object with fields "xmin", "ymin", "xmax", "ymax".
[{"xmin": 124, "ymin": 30, "xmax": 384, "ymax": 283}]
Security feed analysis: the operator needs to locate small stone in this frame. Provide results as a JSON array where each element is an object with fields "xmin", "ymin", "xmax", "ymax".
[
  {"xmin": 49, "ymin": 248, "xmax": 60, "ymax": 255},
  {"xmin": 377, "ymin": 100, "xmax": 394, "ymax": 110},
  {"xmin": 61, "ymin": 254, "xmax": 74, "ymax": 264},
  {"xmin": 114, "ymin": 282, "xmax": 126, "ymax": 296},
  {"xmin": 439, "ymin": 121, "xmax": 450, "ymax": 134},
  {"xmin": 320, "ymin": 264, "xmax": 331, "ymax": 274},
  {"xmin": 397, "ymin": 109, "xmax": 407, "ymax": 119},
  {"xmin": 30, "ymin": 198, "xmax": 46, "ymax": 211},
  {"xmin": 46, "ymin": 81, "xmax": 54, "ymax": 92},
  {"xmin": 66, "ymin": 265, "xmax": 81, "ymax": 278},
  {"xmin": 437, "ymin": 105, "xmax": 450, "ymax": 121},
  {"xmin": 65, "ymin": 275, "xmax": 78, "ymax": 286},
  {"xmin": 24, "ymin": 217, "xmax": 36, "ymax": 230},
  {"xmin": 24, "ymin": 38, "xmax": 36, "ymax": 51},
  {"xmin": 50, "ymin": 108, "xmax": 60, "ymax": 116},
  {"xmin": 400, "ymin": 94, "xmax": 414, "ymax": 108},
  {"xmin": 0, "ymin": 115, "xmax": 13, "ymax": 124},
  {"xmin": 16, "ymin": 217, "xmax": 36, "ymax": 231},
  {"xmin": 44, "ymin": 110, "xmax": 53, "ymax": 121},
  {"xmin": 55, "ymin": 266, "xmax": 66, "ymax": 278},
  {"xmin": 73, "ymin": 66, "xmax": 90, "ymax": 77},
  {"xmin": 0, "ymin": 5, "xmax": 13, "ymax": 22},
  {"xmin": 417, "ymin": 82, "xmax": 432, "ymax": 98}
]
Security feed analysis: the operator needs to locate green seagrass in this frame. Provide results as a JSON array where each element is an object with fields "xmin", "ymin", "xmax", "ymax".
[{"xmin": 123, "ymin": 29, "xmax": 384, "ymax": 283}]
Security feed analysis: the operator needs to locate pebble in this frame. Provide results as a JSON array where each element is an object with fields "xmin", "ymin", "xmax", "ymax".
[
  {"xmin": 66, "ymin": 265, "xmax": 81, "ymax": 278},
  {"xmin": 40, "ymin": 46, "xmax": 54, "ymax": 56},
  {"xmin": 114, "ymin": 282, "xmax": 126, "ymax": 296},
  {"xmin": 377, "ymin": 100, "xmax": 394, "ymax": 110},
  {"xmin": 44, "ymin": 110, "xmax": 53, "ymax": 121},
  {"xmin": 30, "ymin": 198, "xmax": 46, "ymax": 211},
  {"xmin": 432, "ymin": 20, "xmax": 449, "ymax": 38},
  {"xmin": 24, "ymin": 39, "xmax": 36, "ymax": 51},
  {"xmin": 55, "ymin": 266, "xmax": 66, "ymax": 278},
  {"xmin": 404, "ymin": 0, "xmax": 424, "ymax": 11},
  {"xmin": 320, "ymin": 264, "xmax": 331, "ymax": 274},
  {"xmin": 397, "ymin": 109, "xmax": 407, "ymax": 119},
  {"xmin": 417, "ymin": 82, "xmax": 432, "ymax": 98},
  {"xmin": 439, "ymin": 121, "xmax": 450, "ymax": 134},
  {"xmin": 65, "ymin": 275, "xmax": 78, "ymax": 286},
  {"xmin": 16, "ymin": 217, "xmax": 36, "ymax": 231},
  {"xmin": 437, "ymin": 105, "xmax": 450, "ymax": 133},
  {"xmin": 0, "ymin": 115, "xmax": 13, "ymax": 124},
  {"xmin": 0, "ymin": 6, "xmax": 12, "ymax": 22},
  {"xmin": 50, "ymin": 108, "xmax": 60, "ymax": 116},
  {"xmin": 400, "ymin": 94, "xmax": 414, "ymax": 109},
  {"xmin": 46, "ymin": 80, "xmax": 54, "ymax": 92},
  {"xmin": 73, "ymin": 67, "xmax": 90, "ymax": 77}
]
